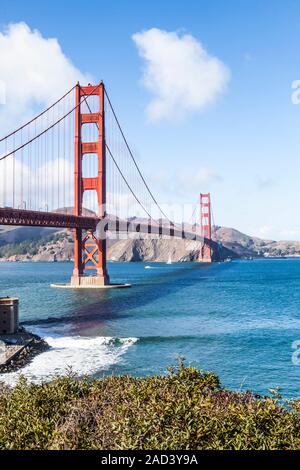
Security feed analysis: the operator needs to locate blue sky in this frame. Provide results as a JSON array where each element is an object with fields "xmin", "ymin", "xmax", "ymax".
[{"xmin": 1, "ymin": 0, "xmax": 300, "ymax": 240}]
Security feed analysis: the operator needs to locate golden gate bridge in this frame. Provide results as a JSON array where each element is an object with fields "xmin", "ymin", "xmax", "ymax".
[{"xmin": 0, "ymin": 82, "xmax": 219, "ymax": 288}]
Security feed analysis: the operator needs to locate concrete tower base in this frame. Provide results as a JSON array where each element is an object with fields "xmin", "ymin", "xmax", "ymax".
[
  {"xmin": 51, "ymin": 275, "xmax": 131, "ymax": 289},
  {"xmin": 70, "ymin": 274, "xmax": 109, "ymax": 287}
]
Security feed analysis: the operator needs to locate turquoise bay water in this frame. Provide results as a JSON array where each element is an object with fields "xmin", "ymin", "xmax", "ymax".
[{"xmin": 1, "ymin": 259, "xmax": 300, "ymax": 397}]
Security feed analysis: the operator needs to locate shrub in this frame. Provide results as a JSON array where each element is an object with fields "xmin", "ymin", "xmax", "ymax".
[{"xmin": 0, "ymin": 361, "xmax": 300, "ymax": 450}]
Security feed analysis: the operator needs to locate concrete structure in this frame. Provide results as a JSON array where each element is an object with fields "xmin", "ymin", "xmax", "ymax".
[
  {"xmin": 51, "ymin": 282, "xmax": 131, "ymax": 289},
  {"xmin": 0, "ymin": 340, "xmax": 5, "ymax": 364},
  {"xmin": 0, "ymin": 297, "xmax": 19, "ymax": 334}
]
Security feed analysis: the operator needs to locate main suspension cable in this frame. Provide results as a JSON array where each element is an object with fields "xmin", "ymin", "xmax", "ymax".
[
  {"xmin": 0, "ymin": 84, "xmax": 76, "ymax": 143},
  {"xmin": 106, "ymin": 143, "xmax": 154, "ymax": 221},
  {"xmin": 104, "ymin": 88, "xmax": 174, "ymax": 224},
  {"xmin": 0, "ymin": 84, "xmax": 99, "ymax": 162}
]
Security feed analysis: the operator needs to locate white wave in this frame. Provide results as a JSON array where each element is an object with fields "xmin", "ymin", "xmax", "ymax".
[
  {"xmin": 0, "ymin": 335, "xmax": 138, "ymax": 386},
  {"xmin": 144, "ymin": 266, "xmax": 163, "ymax": 269}
]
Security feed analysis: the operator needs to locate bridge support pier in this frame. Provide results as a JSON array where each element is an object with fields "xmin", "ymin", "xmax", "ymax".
[
  {"xmin": 71, "ymin": 228, "xmax": 110, "ymax": 287},
  {"xmin": 70, "ymin": 276, "xmax": 108, "ymax": 287}
]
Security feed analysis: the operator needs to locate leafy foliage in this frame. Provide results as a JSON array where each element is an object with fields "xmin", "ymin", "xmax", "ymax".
[
  {"xmin": 1, "ymin": 361, "xmax": 300, "ymax": 450},
  {"xmin": 0, "ymin": 232, "xmax": 68, "ymax": 258}
]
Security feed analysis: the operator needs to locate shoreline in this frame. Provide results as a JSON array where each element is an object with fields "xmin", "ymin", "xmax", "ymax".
[
  {"xmin": 1, "ymin": 256, "xmax": 300, "ymax": 263},
  {"xmin": 0, "ymin": 328, "xmax": 49, "ymax": 374}
]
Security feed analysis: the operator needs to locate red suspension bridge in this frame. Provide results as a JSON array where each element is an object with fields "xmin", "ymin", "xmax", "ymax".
[{"xmin": 0, "ymin": 82, "xmax": 219, "ymax": 288}]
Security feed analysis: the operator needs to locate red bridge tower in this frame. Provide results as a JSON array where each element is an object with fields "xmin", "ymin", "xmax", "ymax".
[
  {"xmin": 71, "ymin": 82, "xmax": 109, "ymax": 287},
  {"xmin": 200, "ymin": 193, "xmax": 212, "ymax": 263}
]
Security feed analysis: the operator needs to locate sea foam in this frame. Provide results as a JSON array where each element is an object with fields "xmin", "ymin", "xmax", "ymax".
[{"xmin": 0, "ymin": 334, "xmax": 138, "ymax": 386}]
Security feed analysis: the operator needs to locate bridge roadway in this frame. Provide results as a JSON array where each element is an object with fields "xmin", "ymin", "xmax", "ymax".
[{"xmin": 0, "ymin": 207, "xmax": 217, "ymax": 248}]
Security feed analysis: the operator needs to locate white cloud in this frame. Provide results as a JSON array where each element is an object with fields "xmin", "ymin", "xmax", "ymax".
[
  {"xmin": 0, "ymin": 22, "xmax": 93, "ymax": 212},
  {"xmin": 178, "ymin": 167, "xmax": 222, "ymax": 191},
  {"xmin": 0, "ymin": 22, "xmax": 91, "ymax": 132},
  {"xmin": 257, "ymin": 225, "xmax": 275, "ymax": 237},
  {"xmin": 255, "ymin": 226, "xmax": 300, "ymax": 241},
  {"xmin": 0, "ymin": 155, "xmax": 74, "ymax": 211},
  {"xmin": 279, "ymin": 229, "xmax": 300, "ymax": 239},
  {"xmin": 132, "ymin": 28, "xmax": 230, "ymax": 121},
  {"xmin": 149, "ymin": 167, "xmax": 221, "ymax": 194}
]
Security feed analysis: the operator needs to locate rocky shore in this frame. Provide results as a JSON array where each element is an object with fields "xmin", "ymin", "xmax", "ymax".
[{"xmin": 0, "ymin": 327, "xmax": 49, "ymax": 374}]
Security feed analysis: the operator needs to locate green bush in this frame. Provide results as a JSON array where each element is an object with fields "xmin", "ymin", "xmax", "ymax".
[
  {"xmin": 0, "ymin": 232, "xmax": 68, "ymax": 258},
  {"xmin": 1, "ymin": 361, "xmax": 300, "ymax": 450}
]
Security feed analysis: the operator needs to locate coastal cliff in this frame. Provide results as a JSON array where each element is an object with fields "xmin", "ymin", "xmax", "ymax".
[{"xmin": 1, "ymin": 224, "xmax": 300, "ymax": 262}]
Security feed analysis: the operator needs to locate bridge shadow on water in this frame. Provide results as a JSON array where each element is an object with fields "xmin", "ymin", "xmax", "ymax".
[{"xmin": 23, "ymin": 262, "xmax": 228, "ymax": 334}]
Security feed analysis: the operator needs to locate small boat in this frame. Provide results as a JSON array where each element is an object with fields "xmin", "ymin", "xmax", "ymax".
[{"xmin": 166, "ymin": 256, "xmax": 172, "ymax": 265}]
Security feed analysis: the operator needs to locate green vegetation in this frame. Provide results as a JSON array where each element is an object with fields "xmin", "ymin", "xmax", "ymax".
[
  {"xmin": 0, "ymin": 232, "xmax": 69, "ymax": 258},
  {"xmin": 1, "ymin": 361, "xmax": 300, "ymax": 450}
]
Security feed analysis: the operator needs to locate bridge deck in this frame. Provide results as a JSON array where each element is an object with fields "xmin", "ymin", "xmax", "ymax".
[
  {"xmin": 0, "ymin": 207, "xmax": 215, "ymax": 246},
  {"xmin": 0, "ymin": 208, "xmax": 98, "ymax": 230}
]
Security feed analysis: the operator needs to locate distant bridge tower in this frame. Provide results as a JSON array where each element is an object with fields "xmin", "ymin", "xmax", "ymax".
[
  {"xmin": 71, "ymin": 82, "xmax": 109, "ymax": 287},
  {"xmin": 200, "ymin": 193, "xmax": 212, "ymax": 263}
]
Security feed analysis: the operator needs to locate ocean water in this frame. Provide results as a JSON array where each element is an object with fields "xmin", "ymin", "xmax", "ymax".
[{"xmin": 1, "ymin": 259, "xmax": 300, "ymax": 397}]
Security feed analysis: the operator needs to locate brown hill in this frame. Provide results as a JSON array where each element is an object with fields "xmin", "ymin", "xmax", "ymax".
[{"xmin": 1, "ymin": 222, "xmax": 300, "ymax": 262}]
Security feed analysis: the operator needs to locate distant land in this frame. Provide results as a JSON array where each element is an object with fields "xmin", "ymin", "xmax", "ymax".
[{"xmin": 1, "ymin": 221, "xmax": 300, "ymax": 262}]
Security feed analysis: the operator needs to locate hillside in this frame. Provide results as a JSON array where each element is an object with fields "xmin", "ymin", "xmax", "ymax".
[
  {"xmin": 0, "ymin": 223, "xmax": 300, "ymax": 262},
  {"xmin": 0, "ymin": 230, "xmax": 227, "ymax": 262},
  {"xmin": 215, "ymin": 226, "xmax": 300, "ymax": 258}
]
